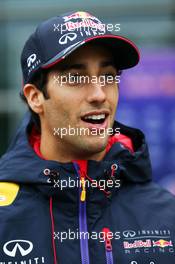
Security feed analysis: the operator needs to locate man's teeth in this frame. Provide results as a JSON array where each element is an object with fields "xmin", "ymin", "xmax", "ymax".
[{"xmin": 84, "ymin": 114, "xmax": 105, "ymax": 120}]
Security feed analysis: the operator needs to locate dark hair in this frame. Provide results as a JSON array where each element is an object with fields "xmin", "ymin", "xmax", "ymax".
[{"xmin": 19, "ymin": 69, "xmax": 50, "ymax": 133}]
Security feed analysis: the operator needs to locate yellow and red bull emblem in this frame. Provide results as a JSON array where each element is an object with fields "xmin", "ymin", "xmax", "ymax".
[
  {"xmin": 63, "ymin": 11, "xmax": 101, "ymax": 23},
  {"xmin": 153, "ymin": 239, "xmax": 173, "ymax": 248}
]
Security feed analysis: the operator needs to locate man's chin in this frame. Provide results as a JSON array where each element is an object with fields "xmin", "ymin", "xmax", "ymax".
[{"xmin": 81, "ymin": 135, "xmax": 109, "ymax": 153}]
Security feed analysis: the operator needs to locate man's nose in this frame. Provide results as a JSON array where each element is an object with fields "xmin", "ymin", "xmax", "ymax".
[{"xmin": 86, "ymin": 81, "xmax": 106, "ymax": 104}]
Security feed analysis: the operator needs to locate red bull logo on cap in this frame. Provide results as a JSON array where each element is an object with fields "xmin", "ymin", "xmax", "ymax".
[
  {"xmin": 63, "ymin": 11, "xmax": 101, "ymax": 23},
  {"xmin": 153, "ymin": 239, "xmax": 173, "ymax": 248}
]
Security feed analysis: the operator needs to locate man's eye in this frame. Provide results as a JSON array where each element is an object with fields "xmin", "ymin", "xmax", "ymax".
[
  {"xmin": 69, "ymin": 74, "xmax": 81, "ymax": 83},
  {"xmin": 100, "ymin": 73, "xmax": 116, "ymax": 81},
  {"xmin": 104, "ymin": 73, "xmax": 116, "ymax": 78}
]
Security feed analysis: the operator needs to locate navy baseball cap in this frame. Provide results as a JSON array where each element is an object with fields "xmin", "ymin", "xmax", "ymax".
[{"xmin": 21, "ymin": 11, "xmax": 140, "ymax": 85}]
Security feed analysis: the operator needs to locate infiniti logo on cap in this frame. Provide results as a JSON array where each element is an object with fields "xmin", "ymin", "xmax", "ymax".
[{"xmin": 3, "ymin": 240, "xmax": 33, "ymax": 257}]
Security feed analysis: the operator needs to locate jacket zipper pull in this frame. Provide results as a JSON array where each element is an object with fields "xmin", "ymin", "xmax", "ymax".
[
  {"xmin": 102, "ymin": 227, "xmax": 112, "ymax": 251},
  {"xmin": 80, "ymin": 172, "xmax": 86, "ymax": 202},
  {"xmin": 102, "ymin": 228, "xmax": 114, "ymax": 264}
]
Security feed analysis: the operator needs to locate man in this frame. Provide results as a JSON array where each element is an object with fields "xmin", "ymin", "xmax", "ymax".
[{"xmin": 0, "ymin": 11, "xmax": 175, "ymax": 264}]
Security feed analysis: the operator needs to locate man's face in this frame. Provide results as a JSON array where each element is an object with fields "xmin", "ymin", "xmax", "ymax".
[{"xmin": 41, "ymin": 42, "xmax": 119, "ymax": 160}]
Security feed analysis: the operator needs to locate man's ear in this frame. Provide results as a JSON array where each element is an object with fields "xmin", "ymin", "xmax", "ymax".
[{"xmin": 23, "ymin": 84, "xmax": 45, "ymax": 114}]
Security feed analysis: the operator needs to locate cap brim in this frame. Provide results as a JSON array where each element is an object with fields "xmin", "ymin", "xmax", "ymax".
[{"xmin": 42, "ymin": 34, "xmax": 140, "ymax": 70}]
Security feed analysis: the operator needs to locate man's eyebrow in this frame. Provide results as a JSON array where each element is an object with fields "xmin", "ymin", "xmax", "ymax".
[
  {"xmin": 57, "ymin": 60, "xmax": 116, "ymax": 71},
  {"xmin": 58, "ymin": 63, "xmax": 86, "ymax": 71},
  {"xmin": 100, "ymin": 61, "xmax": 116, "ymax": 68}
]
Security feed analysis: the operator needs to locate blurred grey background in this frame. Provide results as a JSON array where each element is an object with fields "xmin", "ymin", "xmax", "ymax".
[{"xmin": 0, "ymin": 0, "xmax": 175, "ymax": 192}]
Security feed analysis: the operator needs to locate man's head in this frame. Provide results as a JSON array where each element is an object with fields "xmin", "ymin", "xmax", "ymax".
[
  {"xmin": 23, "ymin": 41, "xmax": 119, "ymax": 160},
  {"xmin": 20, "ymin": 11, "xmax": 139, "ymax": 161}
]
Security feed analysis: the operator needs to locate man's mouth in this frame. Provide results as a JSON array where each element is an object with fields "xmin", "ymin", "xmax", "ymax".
[
  {"xmin": 80, "ymin": 111, "xmax": 109, "ymax": 131},
  {"xmin": 81, "ymin": 113, "xmax": 107, "ymax": 124}
]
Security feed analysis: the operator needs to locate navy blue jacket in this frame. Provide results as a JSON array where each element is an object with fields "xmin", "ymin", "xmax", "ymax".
[{"xmin": 0, "ymin": 112, "xmax": 175, "ymax": 264}]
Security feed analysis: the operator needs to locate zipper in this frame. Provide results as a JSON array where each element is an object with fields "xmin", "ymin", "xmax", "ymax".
[
  {"xmin": 102, "ymin": 227, "xmax": 114, "ymax": 264},
  {"xmin": 49, "ymin": 197, "xmax": 58, "ymax": 264},
  {"xmin": 73, "ymin": 161, "xmax": 90, "ymax": 264}
]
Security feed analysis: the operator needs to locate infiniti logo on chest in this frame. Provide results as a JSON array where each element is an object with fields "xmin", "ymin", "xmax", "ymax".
[
  {"xmin": 123, "ymin": 230, "xmax": 136, "ymax": 238},
  {"xmin": 3, "ymin": 240, "xmax": 33, "ymax": 257}
]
